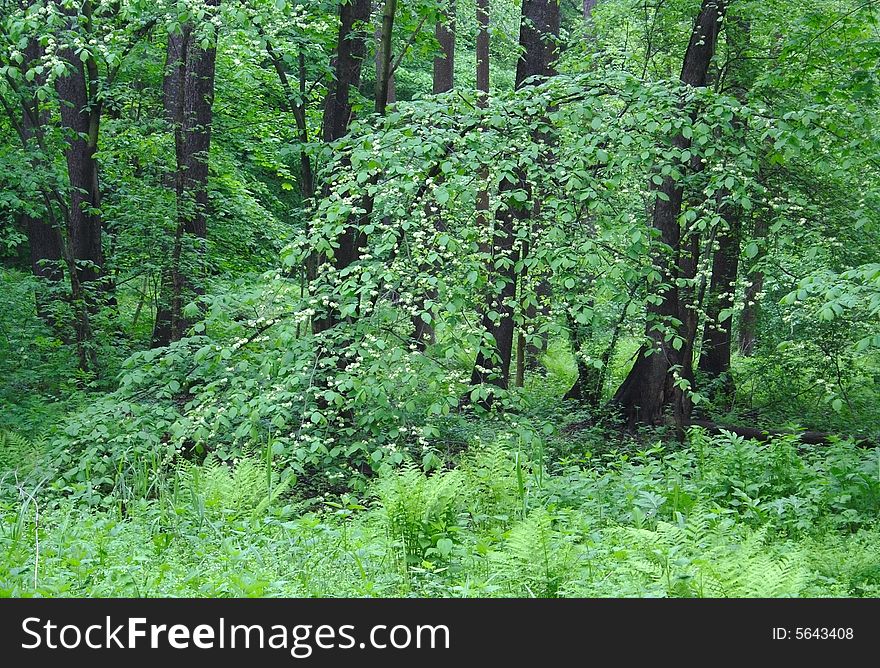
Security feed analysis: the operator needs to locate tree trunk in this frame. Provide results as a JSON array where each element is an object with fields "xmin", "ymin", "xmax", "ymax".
[
  {"xmin": 313, "ymin": 0, "xmax": 373, "ymax": 335},
  {"xmin": 375, "ymin": 0, "xmax": 397, "ymax": 115},
  {"xmin": 612, "ymin": 0, "xmax": 726, "ymax": 428},
  {"xmin": 563, "ymin": 311, "xmax": 602, "ymax": 405},
  {"xmin": 474, "ymin": 0, "xmax": 490, "ymax": 248},
  {"xmin": 265, "ymin": 40, "xmax": 315, "ymax": 203},
  {"xmin": 152, "ymin": 27, "xmax": 190, "ymax": 346},
  {"xmin": 56, "ymin": 33, "xmax": 104, "ymax": 290},
  {"xmin": 583, "ymin": 0, "xmax": 597, "ymax": 19},
  {"xmin": 20, "ymin": 38, "xmax": 64, "ymax": 308},
  {"xmin": 323, "ymin": 0, "xmax": 371, "ymax": 144},
  {"xmin": 412, "ymin": 0, "xmax": 457, "ymax": 348},
  {"xmin": 476, "ymin": 0, "xmax": 490, "ymax": 106},
  {"xmin": 699, "ymin": 200, "xmax": 740, "ymax": 382},
  {"xmin": 153, "ymin": 6, "xmax": 219, "ymax": 346},
  {"xmin": 469, "ymin": 0, "xmax": 559, "ymax": 404},
  {"xmin": 433, "ymin": 0, "xmax": 456, "ymax": 94}
]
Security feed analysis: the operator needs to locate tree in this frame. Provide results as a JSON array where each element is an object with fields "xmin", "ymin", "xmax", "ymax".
[
  {"xmin": 153, "ymin": 2, "xmax": 221, "ymax": 346},
  {"xmin": 583, "ymin": 0, "xmax": 597, "ymax": 19},
  {"xmin": 739, "ymin": 215, "xmax": 766, "ymax": 356},
  {"xmin": 612, "ymin": 0, "xmax": 726, "ymax": 428},
  {"xmin": 312, "ymin": 0, "xmax": 372, "ymax": 335},
  {"xmin": 375, "ymin": 0, "xmax": 397, "ymax": 115},
  {"xmin": 323, "ymin": 0, "xmax": 372, "ymax": 145},
  {"xmin": 433, "ymin": 0, "xmax": 455, "ymax": 94},
  {"xmin": 55, "ymin": 0, "xmax": 106, "ymax": 291},
  {"xmin": 469, "ymin": 0, "xmax": 559, "ymax": 403},
  {"xmin": 18, "ymin": 36, "xmax": 64, "ymax": 305}
]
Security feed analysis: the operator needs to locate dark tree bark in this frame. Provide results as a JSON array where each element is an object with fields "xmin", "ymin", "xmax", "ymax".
[
  {"xmin": 699, "ymin": 199, "xmax": 740, "ymax": 382},
  {"xmin": 20, "ymin": 38, "xmax": 63, "ymax": 291},
  {"xmin": 0, "ymin": 23, "xmax": 94, "ymax": 369},
  {"xmin": 375, "ymin": 0, "xmax": 397, "ymax": 115},
  {"xmin": 313, "ymin": 0, "xmax": 372, "ymax": 334},
  {"xmin": 152, "ymin": 6, "xmax": 219, "ymax": 345},
  {"xmin": 55, "ymin": 5, "xmax": 105, "ymax": 290},
  {"xmin": 469, "ymin": 0, "xmax": 559, "ymax": 403},
  {"xmin": 152, "ymin": 27, "xmax": 190, "ymax": 346},
  {"xmin": 433, "ymin": 0, "xmax": 456, "ymax": 94},
  {"xmin": 323, "ymin": 0, "xmax": 371, "ymax": 144},
  {"xmin": 514, "ymin": 0, "xmax": 560, "ymax": 85},
  {"xmin": 612, "ymin": 0, "xmax": 726, "ymax": 428}
]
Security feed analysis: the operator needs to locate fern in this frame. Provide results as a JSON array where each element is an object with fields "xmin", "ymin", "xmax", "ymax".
[
  {"xmin": 612, "ymin": 506, "xmax": 808, "ymax": 597},
  {"xmin": 173, "ymin": 454, "xmax": 287, "ymax": 521},
  {"xmin": 460, "ymin": 441, "xmax": 519, "ymax": 526},
  {"xmin": 0, "ymin": 430, "xmax": 43, "ymax": 474},
  {"xmin": 491, "ymin": 507, "xmax": 578, "ymax": 598},
  {"xmin": 375, "ymin": 464, "xmax": 465, "ymax": 567}
]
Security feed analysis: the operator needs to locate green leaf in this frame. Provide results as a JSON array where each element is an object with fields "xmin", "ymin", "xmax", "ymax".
[{"xmin": 745, "ymin": 242, "xmax": 759, "ymax": 259}]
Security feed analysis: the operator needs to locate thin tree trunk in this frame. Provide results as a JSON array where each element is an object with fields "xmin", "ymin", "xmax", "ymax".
[
  {"xmin": 152, "ymin": 5, "xmax": 219, "ymax": 345},
  {"xmin": 583, "ymin": 0, "xmax": 597, "ymax": 19},
  {"xmin": 265, "ymin": 40, "xmax": 315, "ymax": 203},
  {"xmin": 412, "ymin": 0, "xmax": 457, "ymax": 348},
  {"xmin": 152, "ymin": 26, "xmax": 190, "ymax": 346},
  {"xmin": 699, "ymin": 198, "xmax": 740, "ymax": 384},
  {"xmin": 475, "ymin": 0, "xmax": 490, "ymax": 253},
  {"xmin": 375, "ymin": 0, "xmax": 397, "ymax": 115},
  {"xmin": 476, "ymin": 0, "xmax": 489, "ymax": 106}
]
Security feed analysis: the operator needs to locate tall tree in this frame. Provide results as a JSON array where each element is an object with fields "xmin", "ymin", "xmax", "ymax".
[
  {"xmin": 323, "ymin": 0, "xmax": 371, "ymax": 145},
  {"xmin": 153, "ymin": 2, "xmax": 220, "ymax": 345},
  {"xmin": 55, "ymin": 0, "xmax": 105, "ymax": 290},
  {"xmin": 313, "ymin": 0, "xmax": 372, "ymax": 334},
  {"xmin": 469, "ymin": 0, "xmax": 559, "ymax": 402},
  {"xmin": 433, "ymin": 0, "xmax": 455, "ymax": 94},
  {"xmin": 375, "ymin": 0, "xmax": 397, "ymax": 115},
  {"xmin": 19, "ymin": 37, "xmax": 63, "ymax": 295},
  {"xmin": 612, "ymin": 0, "xmax": 726, "ymax": 428},
  {"xmin": 412, "ymin": 0, "xmax": 457, "ymax": 348},
  {"xmin": 699, "ymin": 20, "xmax": 755, "ymax": 387}
]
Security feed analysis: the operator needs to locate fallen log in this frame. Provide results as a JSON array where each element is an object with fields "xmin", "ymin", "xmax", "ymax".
[{"xmin": 684, "ymin": 419, "xmax": 875, "ymax": 448}]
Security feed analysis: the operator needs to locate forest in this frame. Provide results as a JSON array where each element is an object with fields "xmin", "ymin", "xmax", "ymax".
[{"xmin": 0, "ymin": 0, "xmax": 878, "ymax": 598}]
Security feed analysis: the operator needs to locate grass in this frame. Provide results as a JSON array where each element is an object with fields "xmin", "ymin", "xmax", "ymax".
[{"xmin": 1, "ymin": 428, "xmax": 878, "ymax": 598}]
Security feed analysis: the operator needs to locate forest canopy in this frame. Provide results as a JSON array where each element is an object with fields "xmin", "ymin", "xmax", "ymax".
[{"xmin": 0, "ymin": 0, "xmax": 878, "ymax": 598}]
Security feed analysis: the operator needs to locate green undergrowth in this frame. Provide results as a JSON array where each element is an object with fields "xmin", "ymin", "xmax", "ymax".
[{"xmin": 1, "ymin": 428, "xmax": 877, "ymax": 598}]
